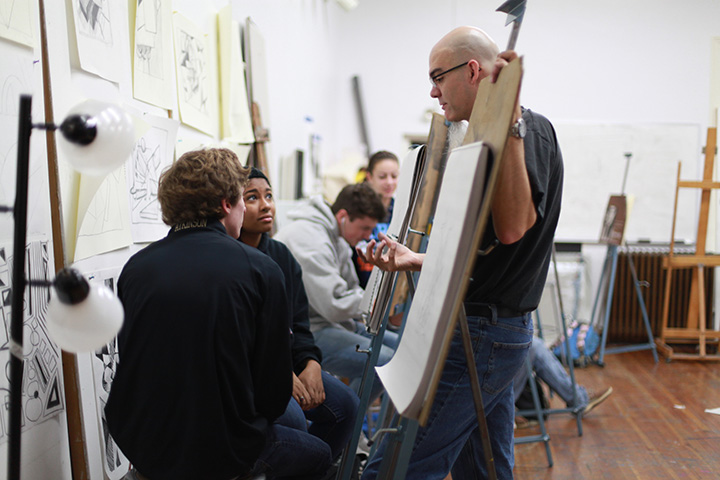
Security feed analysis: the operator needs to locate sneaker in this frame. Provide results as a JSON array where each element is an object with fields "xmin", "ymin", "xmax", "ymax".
[
  {"xmin": 514, "ymin": 415, "xmax": 539, "ymax": 429},
  {"xmin": 582, "ymin": 386, "xmax": 613, "ymax": 416}
]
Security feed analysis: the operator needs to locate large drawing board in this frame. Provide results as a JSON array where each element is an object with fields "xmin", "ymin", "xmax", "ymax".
[
  {"xmin": 376, "ymin": 142, "xmax": 490, "ymax": 420},
  {"xmin": 376, "ymin": 59, "xmax": 523, "ymax": 422}
]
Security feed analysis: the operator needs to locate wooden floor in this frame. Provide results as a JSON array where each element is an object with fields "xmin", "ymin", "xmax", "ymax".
[{"xmin": 513, "ymin": 350, "xmax": 720, "ymax": 479}]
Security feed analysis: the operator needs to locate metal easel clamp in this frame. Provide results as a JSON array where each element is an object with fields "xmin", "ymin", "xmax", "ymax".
[
  {"xmin": 367, "ymin": 427, "xmax": 401, "ymax": 447},
  {"xmin": 355, "ymin": 344, "xmax": 371, "ymax": 355}
]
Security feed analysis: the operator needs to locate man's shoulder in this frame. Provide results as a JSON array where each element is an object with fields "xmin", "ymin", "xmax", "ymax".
[{"xmin": 523, "ymin": 108, "xmax": 557, "ymax": 138}]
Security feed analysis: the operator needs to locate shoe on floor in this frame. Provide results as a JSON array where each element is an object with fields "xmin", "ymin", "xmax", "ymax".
[
  {"xmin": 514, "ymin": 415, "xmax": 539, "ymax": 429},
  {"xmin": 582, "ymin": 386, "xmax": 613, "ymax": 416}
]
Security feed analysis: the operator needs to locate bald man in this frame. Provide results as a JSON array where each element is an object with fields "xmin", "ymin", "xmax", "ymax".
[{"xmin": 361, "ymin": 27, "xmax": 564, "ymax": 479}]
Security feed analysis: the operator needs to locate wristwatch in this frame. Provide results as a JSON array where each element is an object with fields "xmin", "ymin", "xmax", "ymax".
[{"xmin": 509, "ymin": 117, "xmax": 526, "ymax": 138}]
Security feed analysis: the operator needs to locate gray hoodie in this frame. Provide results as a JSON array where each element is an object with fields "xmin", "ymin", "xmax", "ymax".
[{"xmin": 274, "ymin": 196, "xmax": 363, "ymax": 332}]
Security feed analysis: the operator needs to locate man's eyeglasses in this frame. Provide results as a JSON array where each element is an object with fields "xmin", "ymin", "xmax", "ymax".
[{"xmin": 429, "ymin": 61, "xmax": 469, "ymax": 88}]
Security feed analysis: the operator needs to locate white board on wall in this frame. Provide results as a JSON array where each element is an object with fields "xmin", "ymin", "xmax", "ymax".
[{"xmin": 554, "ymin": 123, "xmax": 701, "ymax": 244}]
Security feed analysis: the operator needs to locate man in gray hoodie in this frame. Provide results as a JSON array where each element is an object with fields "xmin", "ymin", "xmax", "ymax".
[{"xmin": 275, "ymin": 183, "xmax": 397, "ymax": 402}]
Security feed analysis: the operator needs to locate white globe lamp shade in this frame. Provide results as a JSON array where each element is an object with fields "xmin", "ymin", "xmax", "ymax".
[
  {"xmin": 57, "ymin": 100, "xmax": 135, "ymax": 176},
  {"xmin": 46, "ymin": 268, "xmax": 124, "ymax": 353}
]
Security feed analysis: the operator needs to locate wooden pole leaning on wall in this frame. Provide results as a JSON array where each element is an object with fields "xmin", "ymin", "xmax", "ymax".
[
  {"xmin": 656, "ymin": 127, "xmax": 720, "ymax": 361},
  {"xmin": 38, "ymin": 0, "xmax": 91, "ymax": 478},
  {"xmin": 37, "ymin": 0, "xmax": 91, "ymax": 477}
]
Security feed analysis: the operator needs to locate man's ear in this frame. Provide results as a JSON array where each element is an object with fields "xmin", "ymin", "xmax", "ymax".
[
  {"xmin": 335, "ymin": 209, "xmax": 348, "ymax": 226},
  {"xmin": 468, "ymin": 59, "xmax": 483, "ymax": 84},
  {"xmin": 220, "ymin": 198, "xmax": 232, "ymax": 216}
]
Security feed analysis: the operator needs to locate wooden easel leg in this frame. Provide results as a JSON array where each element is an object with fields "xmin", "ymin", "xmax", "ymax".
[
  {"xmin": 655, "ymin": 266, "xmax": 675, "ymax": 360},
  {"xmin": 697, "ymin": 266, "xmax": 706, "ymax": 358},
  {"xmin": 458, "ymin": 306, "xmax": 497, "ymax": 480}
]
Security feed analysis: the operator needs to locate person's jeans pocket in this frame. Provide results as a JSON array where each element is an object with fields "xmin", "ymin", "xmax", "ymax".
[{"xmin": 482, "ymin": 338, "xmax": 532, "ymax": 395}]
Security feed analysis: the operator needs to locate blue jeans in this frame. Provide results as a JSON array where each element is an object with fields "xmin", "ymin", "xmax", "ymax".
[
  {"xmin": 276, "ymin": 371, "xmax": 360, "ymax": 459},
  {"xmin": 253, "ymin": 422, "xmax": 332, "ymax": 479},
  {"xmin": 513, "ymin": 336, "xmax": 588, "ymax": 408},
  {"xmin": 363, "ymin": 312, "xmax": 532, "ymax": 480},
  {"xmin": 313, "ymin": 321, "xmax": 398, "ymax": 402}
]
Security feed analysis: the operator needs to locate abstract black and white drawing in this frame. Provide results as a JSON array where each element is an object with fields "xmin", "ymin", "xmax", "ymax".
[
  {"xmin": 76, "ymin": 0, "xmax": 112, "ymax": 45},
  {"xmin": 173, "ymin": 13, "xmax": 217, "ymax": 136},
  {"xmin": 133, "ymin": 0, "xmax": 173, "ymax": 108},
  {"xmin": 134, "ymin": 0, "xmax": 162, "ymax": 78},
  {"xmin": 178, "ymin": 30, "xmax": 207, "ymax": 113},
  {"xmin": 71, "ymin": 0, "xmax": 123, "ymax": 81},
  {"xmin": 88, "ymin": 270, "xmax": 129, "ymax": 480},
  {"xmin": 0, "ymin": 241, "xmax": 65, "ymax": 444},
  {"xmin": 126, "ymin": 113, "xmax": 178, "ymax": 243}
]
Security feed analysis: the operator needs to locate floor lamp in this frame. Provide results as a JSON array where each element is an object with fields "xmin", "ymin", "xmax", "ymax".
[{"xmin": 2, "ymin": 94, "xmax": 133, "ymax": 480}]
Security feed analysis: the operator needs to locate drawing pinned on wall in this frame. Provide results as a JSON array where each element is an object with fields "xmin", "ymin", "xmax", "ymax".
[
  {"xmin": 126, "ymin": 113, "xmax": 178, "ymax": 243},
  {"xmin": 173, "ymin": 13, "xmax": 218, "ymax": 137},
  {"xmin": 71, "ymin": 0, "xmax": 124, "ymax": 82},
  {"xmin": 132, "ymin": 0, "xmax": 173, "ymax": 109},
  {"xmin": 218, "ymin": 6, "xmax": 254, "ymax": 143},
  {"xmin": 73, "ymin": 166, "xmax": 132, "ymax": 262},
  {"xmin": 0, "ymin": 240, "xmax": 65, "ymax": 444},
  {"xmin": 0, "ymin": 0, "xmax": 35, "ymax": 47},
  {"xmin": 0, "ymin": 49, "xmax": 46, "ymax": 237},
  {"xmin": 87, "ymin": 269, "xmax": 129, "ymax": 480}
]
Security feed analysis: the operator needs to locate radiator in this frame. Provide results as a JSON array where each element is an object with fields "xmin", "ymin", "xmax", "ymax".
[{"xmin": 608, "ymin": 246, "xmax": 714, "ymax": 343}]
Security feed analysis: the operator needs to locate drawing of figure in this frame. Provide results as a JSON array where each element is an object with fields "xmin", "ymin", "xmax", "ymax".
[
  {"xmin": 77, "ymin": 0, "xmax": 113, "ymax": 45},
  {"xmin": 135, "ymin": 0, "xmax": 164, "ymax": 79}
]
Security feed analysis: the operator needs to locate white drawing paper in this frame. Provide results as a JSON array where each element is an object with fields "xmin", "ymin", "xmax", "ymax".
[
  {"xmin": 73, "ymin": 167, "xmax": 132, "ymax": 262},
  {"xmin": 132, "ymin": 0, "xmax": 174, "ymax": 109},
  {"xmin": 71, "ymin": 0, "xmax": 124, "ymax": 82},
  {"xmin": 172, "ymin": 13, "xmax": 218, "ymax": 136},
  {"xmin": 376, "ymin": 143, "xmax": 490, "ymax": 421},
  {"xmin": 0, "ymin": 240, "xmax": 65, "ymax": 443},
  {"xmin": 126, "ymin": 113, "xmax": 178, "ymax": 243},
  {"xmin": 0, "ymin": 0, "xmax": 35, "ymax": 47},
  {"xmin": 218, "ymin": 7, "xmax": 254, "ymax": 143}
]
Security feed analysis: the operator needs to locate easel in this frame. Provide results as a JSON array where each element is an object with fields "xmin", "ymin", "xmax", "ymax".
[
  {"xmin": 517, "ymin": 246, "xmax": 584, "ymax": 436},
  {"xmin": 655, "ymin": 127, "xmax": 720, "ymax": 361},
  {"xmin": 592, "ymin": 154, "xmax": 659, "ymax": 365},
  {"xmin": 337, "ymin": 57, "xmax": 523, "ymax": 480},
  {"xmin": 337, "ymin": 113, "xmax": 449, "ymax": 480},
  {"xmin": 250, "ymin": 101, "xmax": 270, "ymax": 174}
]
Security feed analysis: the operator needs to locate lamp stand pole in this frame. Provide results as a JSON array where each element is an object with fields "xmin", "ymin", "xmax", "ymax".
[{"xmin": 9, "ymin": 93, "xmax": 33, "ymax": 480}]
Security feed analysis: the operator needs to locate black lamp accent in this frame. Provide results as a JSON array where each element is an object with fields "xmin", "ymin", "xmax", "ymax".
[
  {"xmin": 58, "ymin": 114, "xmax": 98, "ymax": 146},
  {"xmin": 53, "ymin": 268, "xmax": 91, "ymax": 305}
]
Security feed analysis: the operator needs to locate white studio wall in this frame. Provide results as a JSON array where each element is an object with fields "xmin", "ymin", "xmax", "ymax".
[{"xmin": 328, "ymin": 0, "xmax": 720, "ymax": 243}]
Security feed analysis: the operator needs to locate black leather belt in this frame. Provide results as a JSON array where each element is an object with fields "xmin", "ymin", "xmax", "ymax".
[{"xmin": 463, "ymin": 302, "xmax": 527, "ymax": 318}]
